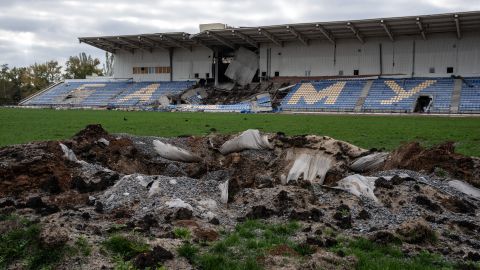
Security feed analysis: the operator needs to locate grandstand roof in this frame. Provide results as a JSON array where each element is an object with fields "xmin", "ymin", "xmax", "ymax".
[{"xmin": 80, "ymin": 11, "xmax": 480, "ymax": 52}]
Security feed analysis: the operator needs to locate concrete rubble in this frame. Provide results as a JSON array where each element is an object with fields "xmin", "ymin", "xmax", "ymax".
[{"xmin": 1, "ymin": 124, "xmax": 479, "ymax": 269}]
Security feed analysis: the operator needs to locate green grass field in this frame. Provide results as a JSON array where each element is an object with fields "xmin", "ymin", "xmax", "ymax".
[{"xmin": 1, "ymin": 107, "xmax": 479, "ymax": 156}]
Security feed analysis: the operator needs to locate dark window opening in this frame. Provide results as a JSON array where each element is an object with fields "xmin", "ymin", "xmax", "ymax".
[
  {"xmin": 274, "ymin": 71, "xmax": 280, "ymax": 77},
  {"xmin": 194, "ymin": 73, "xmax": 199, "ymax": 79},
  {"xmin": 429, "ymin": 67, "xmax": 435, "ymax": 73},
  {"xmin": 206, "ymin": 73, "xmax": 210, "ymax": 79},
  {"xmin": 353, "ymin": 69, "xmax": 359, "ymax": 76},
  {"xmin": 339, "ymin": 70, "xmax": 344, "ymax": 76},
  {"xmin": 447, "ymin": 67, "xmax": 454, "ymax": 74},
  {"xmin": 261, "ymin": 71, "xmax": 267, "ymax": 77},
  {"xmin": 414, "ymin": 96, "xmax": 432, "ymax": 113}
]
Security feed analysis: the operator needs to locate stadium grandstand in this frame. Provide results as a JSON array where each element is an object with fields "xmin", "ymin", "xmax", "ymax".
[{"xmin": 20, "ymin": 11, "xmax": 480, "ymax": 114}]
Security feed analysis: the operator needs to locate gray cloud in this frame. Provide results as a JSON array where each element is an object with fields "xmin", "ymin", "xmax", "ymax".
[{"xmin": 0, "ymin": 0, "xmax": 479, "ymax": 67}]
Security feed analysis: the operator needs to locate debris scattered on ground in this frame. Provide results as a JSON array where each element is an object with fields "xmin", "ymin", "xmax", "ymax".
[{"xmin": 1, "ymin": 124, "xmax": 479, "ymax": 269}]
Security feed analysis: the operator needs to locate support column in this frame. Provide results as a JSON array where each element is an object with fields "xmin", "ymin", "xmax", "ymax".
[
  {"xmin": 379, "ymin": 43, "xmax": 383, "ymax": 76},
  {"xmin": 169, "ymin": 47, "xmax": 173, "ymax": 82},
  {"xmin": 450, "ymin": 79, "xmax": 462, "ymax": 114},
  {"xmin": 214, "ymin": 47, "xmax": 219, "ymax": 87},
  {"xmin": 355, "ymin": 80, "xmax": 373, "ymax": 112},
  {"xmin": 411, "ymin": 40, "xmax": 416, "ymax": 77}
]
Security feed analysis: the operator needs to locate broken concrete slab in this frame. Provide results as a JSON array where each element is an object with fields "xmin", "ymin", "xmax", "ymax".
[
  {"xmin": 334, "ymin": 174, "xmax": 379, "ymax": 202},
  {"xmin": 350, "ymin": 152, "xmax": 388, "ymax": 172},
  {"xmin": 153, "ymin": 140, "xmax": 201, "ymax": 163}
]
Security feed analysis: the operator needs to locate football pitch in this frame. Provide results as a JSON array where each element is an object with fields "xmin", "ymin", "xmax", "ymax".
[{"xmin": 1, "ymin": 107, "xmax": 479, "ymax": 156}]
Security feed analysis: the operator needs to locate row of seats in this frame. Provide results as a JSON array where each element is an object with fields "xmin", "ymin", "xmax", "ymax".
[
  {"xmin": 23, "ymin": 81, "xmax": 196, "ymax": 107},
  {"xmin": 281, "ymin": 80, "xmax": 366, "ymax": 111},
  {"xmin": 281, "ymin": 78, "xmax": 480, "ymax": 113},
  {"xmin": 459, "ymin": 79, "xmax": 480, "ymax": 113},
  {"xmin": 172, "ymin": 103, "xmax": 252, "ymax": 113},
  {"xmin": 362, "ymin": 78, "xmax": 453, "ymax": 113},
  {"xmin": 256, "ymin": 96, "xmax": 272, "ymax": 108}
]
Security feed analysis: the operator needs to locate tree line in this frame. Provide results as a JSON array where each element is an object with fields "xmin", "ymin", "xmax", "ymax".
[{"xmin": 0, "ymin": 52, "xmax": 113, "ymax": 105}]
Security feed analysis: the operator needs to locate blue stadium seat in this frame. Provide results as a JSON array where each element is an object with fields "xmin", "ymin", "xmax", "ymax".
[
  {"xmin": 459, "ymin": 78, "xmax": 480, "ymax": 113},
  {"xmin": 361, "ymin": 78, "xmax": 454, "ymax": 113},
  {"xmin": 24, "ymin": 81, "xmax": 196, "ymax": 107},
  {"xmin": 281, "ymin": 80, "xmax": 366, "ymax": 112}
]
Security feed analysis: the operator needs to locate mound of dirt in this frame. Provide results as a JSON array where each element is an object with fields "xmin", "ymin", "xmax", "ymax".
[
  {"xmin": 384, "ymin": 142, "xmax": 480, "ymax": 187},
  {"xmin": 0, "ymin": 141, "xmax": 76, "ymax": 197},
  {"xmin": 2, "ymin": 125, "xmax": 480, "ymax": 269}
]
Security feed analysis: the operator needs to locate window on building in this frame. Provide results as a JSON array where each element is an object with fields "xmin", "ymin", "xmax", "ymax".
[
  {"xmin": 133, "ymin": 66, "xmax": 171, "ymax": 75},
  {"xmin": 206, "ymin": 73, "xmax": 210, "ymax": 79},
  {"xmin": 194, "ymin": 73, "xmax": 199, "ymax": 79},
  {"xmin": 338, "ymin": 70, "xmax": 344, "ymax": 76},
  {"xmin": 447, "ymin": 67, "xmax": 454, "ymax": 74},
  {"xmin": 261, "ymin": 71, "xmax": 267, "ymax": 77},
  {"xmin": 354, "ymin": 69, "xmax": 359, "ymax": 76},
  {"xmin": 274, "ymin": 71, "xmax": 280, "ymax": 77},
  {"xmin": 429, "ymin": 67, "xmax": 435, "ymax": 73}
]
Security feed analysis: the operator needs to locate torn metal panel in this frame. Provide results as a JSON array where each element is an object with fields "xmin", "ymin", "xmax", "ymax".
[
  {"xmin": 224, "ymin": 47, "xmax": 259, "ymax": 86},
  {"xmin": 286, "ymin": 152, "xmax": 333, "ymax": 184}
]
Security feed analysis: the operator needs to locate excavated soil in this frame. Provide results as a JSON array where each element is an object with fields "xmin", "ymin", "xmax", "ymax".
[
  {"xmin": 1, "ymin": 124, "xmax": 479, "ymax": 269},
  {"xmin": 384, "ymin": 141, "xmax": 480, "ymax": 187}
]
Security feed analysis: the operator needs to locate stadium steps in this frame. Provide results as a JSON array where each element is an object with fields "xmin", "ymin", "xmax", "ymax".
[
  {"xmin": 450, "ymin": 79, "xmax": 462, "ymax": 113},
  {"xmin": 354, "ymin": 80, "xmax": 373, "ymax": 112},
  {"xmin": 19, "ymin": 81, "xmax": 64, "ymax": 105}
]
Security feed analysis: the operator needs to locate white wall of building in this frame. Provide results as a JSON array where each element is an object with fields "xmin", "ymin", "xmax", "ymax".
[
  {"xmin": 113, "ymin": 32, "xmax": 480, "ymax": 81},
  {"xmin": 113, "ymin": 47, "xmax": 213, "ymax": 81},
  {"xmin": 114, "ymin": 49, "xmax": 170, "ymax": 81},
  {"xmin": 172, "ymin": 47, "xmax": 213, "ymax": 80},
  {"xmin": 259, "ymin": 32, "xmax": 480, "ymax": 78},
  {"xmin": 457, "ymin": 34, "xmax": 480, "ymax": 76}
]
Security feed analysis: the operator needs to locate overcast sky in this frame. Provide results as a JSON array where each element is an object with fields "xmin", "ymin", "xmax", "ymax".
[{"xmin": 1, "ymin": 0, "xmax": 479, "ymax": 68}]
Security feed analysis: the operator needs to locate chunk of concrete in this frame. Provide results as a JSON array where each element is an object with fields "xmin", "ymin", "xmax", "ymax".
[
  {"xmin": 350, "ymin": 152, "xmax": 389, "ymax": 172},
  {"xmin": 59, "ymin": 143, "xmax": 78, "ymax": 162},
  {"xmin": 448, "ymin": 180, "xmax": 480, "ymax": 199},
  {"xmin": 218, "ymin": 180, "xmax": 229, "ymax": 204},
  {"xmin": 334, "ymin": 174, "xmax": 379, "ymax": 202},
  {"xmin": 165, "ymin": 198, "xmax": 193, "ymax": 211},
  {"xmin": 153, "ymin": 140, "xmax": 201, "ymax": 162},
  {"xmin": 220, "ymin": 129, "xmax": 273, "ymax": 155}
]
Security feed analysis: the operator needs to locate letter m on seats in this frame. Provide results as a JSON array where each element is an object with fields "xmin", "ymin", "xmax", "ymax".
[{"xmin": 287, "ymin": 82, "xmax": 346, "ymax": 105}]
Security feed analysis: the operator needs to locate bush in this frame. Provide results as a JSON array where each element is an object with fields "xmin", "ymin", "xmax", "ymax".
[
  {"xmin": 173, "ymin": 227, "xmax": 191, "ymax": 240},
  {"xmin": 0, "ymin": 216, "xmax": 68, "ymax": 269},
  {"xmin": 74, "ymin": 236, "xmax": 92, "ymax": 257},
  {"xmin": 178, "ymin": 220, "xmax": 303, "ymax": 270},
  {"xmin": 102, "ymin": 234, "xmax": 150, "ymax": 260},
  {"xmin": 330, "ymin": 237, "xmax": 456, "ymax": 270},
  {"xmin": 177, "ymin": 243, "xmax": 198, "ymax": 262}
]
